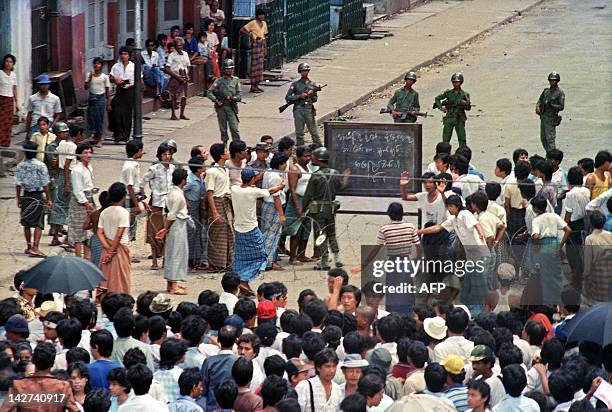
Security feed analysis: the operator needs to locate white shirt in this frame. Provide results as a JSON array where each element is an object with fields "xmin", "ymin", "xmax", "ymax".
[
  {"xmin": 368, "ymin": 394, "xmax": 394, "ymax": 412},
  {"xmin": 141, "ymin": 50, "xmax": 161, "ymax": 67},
  {"xmin": 481, "ymin": 374, "xmax": 506, "ymax": 407},
  {"xmin": 296, "ymin": 376, "xmax": 343, "ymax": 412},
  {"xmin": 99, "ymin": 205, "xmax": 131, "ymax": 244},
  {"xmin": 375, "ymin": 342, "xmax": 398, "ymax": 366},
  {"xmin": 111, "ymin": 60, "xmax": 135, "ymax": 83},
  {"xmin": 586, "ymin": 188, "xmax": 612, "ymax": 214},
  {"xmin": 497, "ymin": 175, "xmax": 511, "ymax": 205},
  {"xmin": 416, "ymin": 191, "xmax": 448, "ymax": 227},
  {"xmin": 492, "ymin": 394, "xmax": 539, "ymax": 412},
  {"xmin": 219, "ymin": 291, "xmax": 239, "ymax": 314},
  {"xmin": 476, "ymin": 210, "xmax": 503, "ymax": 240},
  {"xmin": 71, "ymin": 161, "xmax": 94, "ymax": 203},
  {"xmin": 488, "ymin": 201, "xmax": 507, "ymax": 226},
  {"xmin": 209, "ymin": 9, "xmax": 225, "ymax": 25},
  {"xmin": 263, "ymin": 170, "xmax": 286, "ymax": 204},
  {"xmin": 532, "ymin": 212, "xmax": 567, "ymax": 238},
  {"xmin": 454, "ymin": 174, "xmax": 485, "ymax": 198},
  {"xmin": 27, "ymin": 91, "xmax": 62, "ymax": 122},
  {"xmin": 142, "ymin": 163, "xmax": 175, "ymax": 207},
  {"xmin": 56, "ymin": 140, "xmax": 77, "ymax": 170},
  {"xmin": 88, "ymin": 73, "xmax": 110, "ymax": 95},
  {"xmin": 166, "ymin": 185, "xmax": 189, "ymax": 220},
  {"xmin": 563, "ymin": 186, "xmax": 590, "ymax": 222},
  {"xmin": 441, "ymin": 210, "xmax": 486, "ymax": 247},
  {"xmin": 0, "ymin": 70, "xmax": 17, "ymax": 97},
  {"xmin": 205, "ymin": 165, "xmax": 231, "ymax": 197},
  {"xmin": 230, "ymin": 185, "xmax": 270, "ymax": 233},
  {"xmin": 433, "ymin": 335, "xmax": 474, "ymax": 364},
  {"xmin": 249, "ymin": 359, "xmax": 265, "ymax": 392},
  {"xmin": 255, "ymin": 347, "xmax": 285, "ymax": 372},
  {"xmin": 166, "ymin": 51, "xmax": 191, "ymax": 75},
  {"xmin": 121, "ymin": 160, "xmax": 142, "ymax": 189},
  {"xmin": 117, "ymin": 393, "xmax": 169, "ymax": 412}
]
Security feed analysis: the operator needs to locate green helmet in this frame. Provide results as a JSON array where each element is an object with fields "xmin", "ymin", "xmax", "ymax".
[
  {"xmin": 312, "ymin": 147, "xmax": 329, "ymax": 162},
  {"xmin": 548, "ymin": 72, "xmax": 560, "ymax": 82},
  {"xmin": 451, "ymin": 72, "xmax": 464, "ymax": 83},
  {"xmin": 52, "ymin": 122, "xmax": 69, "ymax": 133},
  {"xmin": 297, "ymin": 62, "xmax": 311, "ymax": 72},
  {"xmin": 404, "ymin": 71, "xmax": 417, "ymax": 82},
  {"xmin": 223, "ymin": 59, "xmax": 235, "ymax": 69}
]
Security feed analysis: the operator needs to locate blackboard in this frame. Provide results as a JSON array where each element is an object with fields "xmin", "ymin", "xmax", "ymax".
[{"xmin": 324, "ymin": 122, "xmax": 422, "ymax": 196}]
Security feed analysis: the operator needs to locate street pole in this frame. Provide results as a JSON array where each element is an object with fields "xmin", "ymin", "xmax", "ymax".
[{"xmin": 133, "ymin": 0, "xmax": 143, "ymax": 141}]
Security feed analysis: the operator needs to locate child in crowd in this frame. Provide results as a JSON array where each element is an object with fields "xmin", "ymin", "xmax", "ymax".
[
  {"xmin": 426, "ymin": 142, "xmax": 452, "ymax": 174},
  {"xmin": 563, "ymin": 166, "xmax": 591, "ymax": 288},
  {"xmin": 494, "ymin": 158, "xmax": 513, "ymax": 205}
]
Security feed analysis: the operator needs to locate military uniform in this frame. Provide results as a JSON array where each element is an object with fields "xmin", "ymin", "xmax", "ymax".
[
  {"xmin": 302, "ymin": 165, "xmax": 344, "ymax": 267},
  {"xmin": 387, "ymin": 87, "xmax": 420, "ymax": 123},
  {"xmin": 286, "ymin": 78, "xmax": 321, "ymax": 146},
  {"xmin": 536, "ymin": 86, "xmax": 565, "ymax": 152},
  {"xmin": 207, "ymin": 75, "xmax": 242, "ymax": 143},
  {"xmin": 434, "ymin": 88, "xmax": 471, "ymax": 146}
]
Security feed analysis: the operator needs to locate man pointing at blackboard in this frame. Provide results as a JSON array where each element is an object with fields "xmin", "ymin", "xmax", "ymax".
[
  {"xmin": 387, "ymin": 71, "xmax": 420, "ymax": 123},
  {"xmin": 302, "ymin": 147, "xmax": 350, "ymax": 270}
]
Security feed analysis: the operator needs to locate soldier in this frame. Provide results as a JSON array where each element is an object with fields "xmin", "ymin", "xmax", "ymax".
[
  {"xmin": 433, "ymin": 72, "xmax": 471, "ymax": 147},
  {"xmin": 387, "ymin": 71, "xmax": 420, "ymax": 123},
  {"xmin": 536, "ymin": 72, "xmax": 565, "ymax": 152},
  {"xmin": 285, "ymin": 63, "xmax": 322, "ymax": 146},
  {"xmin": 302, "ymin": 147, "xmax": 350, "ymax": 270},
  {"xmin": 207, "ymin": 59, "xmax": 242, "ymax": 144}
]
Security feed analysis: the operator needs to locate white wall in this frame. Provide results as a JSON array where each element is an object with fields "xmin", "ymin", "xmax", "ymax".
[{"xmin": 11, "ymin": 0, "xmax": 32, "ymax": 121}]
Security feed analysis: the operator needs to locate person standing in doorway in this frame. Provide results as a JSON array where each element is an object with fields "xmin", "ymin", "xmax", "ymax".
[
  {"xmin": 240, "ymin": 8, "xmax": 268, "ymax": 93},
  {"xmin": 535, "ymin": 72, "xmax": 565, "ymax": 152},
  {"xmin": 285, "ymin": 63, "xmax": 322, "ymax": 146},
  {"xmin": 84, "ymin": 57, "xmax": 111, "ymax": 147},
  {"xmin": 109, "ymin": 47, "xmax": 135, "ymax": 143},
  {"xmin": 433, "ymin": 72, "xmax": 471, "ymax": 147}
]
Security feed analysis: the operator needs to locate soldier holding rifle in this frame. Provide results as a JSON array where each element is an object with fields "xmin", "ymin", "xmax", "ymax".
[
  {"xmin": 535, "ymin": 72, "xmax": 565, "ymax": 152},
  {"xmin": 284, "ymin": 63, "xmax": 324, "ymax": 146},
  {"xmin": 433, "ymin": 72, "xmax": 472, "ymax": 147},
  {"xmin": 207, "ymin": 59, "xmax": 243, "ymax": 144},
  {"xmin": 385, "ymin": 71, "xmax": 421, "ymax": 123}
]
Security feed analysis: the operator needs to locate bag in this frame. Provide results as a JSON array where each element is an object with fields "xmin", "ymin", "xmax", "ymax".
[{"xmin": 307, "ymin": 379, "xmax": 315, "ymax": 412}]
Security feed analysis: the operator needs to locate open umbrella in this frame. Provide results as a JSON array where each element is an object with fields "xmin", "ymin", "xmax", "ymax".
[
  {"xmin": 21, "ymin": 255, "xmax": 106, "ymax": 294},
  {"xmin": 564, "ymin": 302, "xmax": 612, "ymax": 347}
]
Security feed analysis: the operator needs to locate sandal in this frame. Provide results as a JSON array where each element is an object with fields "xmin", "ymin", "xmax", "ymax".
[
  {"xmin": 29, "ymin": 250, "xmax": 47, "ymax": 258},
  {"xmin": 238, "ymin": 285, "xmax": 255, "ymax": 297}
]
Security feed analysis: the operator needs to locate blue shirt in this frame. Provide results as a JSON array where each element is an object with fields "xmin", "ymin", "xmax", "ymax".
[
  {"xmin": 87, "ymin": 359, "xmax": 121, "ymax": 389},
  {"xmin": 468, "ymin": 166, "xmax": 485, "ymax": 181},
  {"xmin": 604, "ymin": 214, "xmax": 612, "ymax": 232},
  {"xmin": 201, "ymin": 350, "xmax": 238, "ymax": 411},
  {"xmin": 15, "ymin": 159, "xmax": 50, "ymax": 192},
  {"xmin": 184, "ymin": 171, "xmax": 205, "ymax": 202},
  {"xmin": 169, "ymin": 396, "xmax": 204, "ymax": 412},
  {"xmin": 444, "ymin": 384, "xmax": 468, "ymax": 412}
]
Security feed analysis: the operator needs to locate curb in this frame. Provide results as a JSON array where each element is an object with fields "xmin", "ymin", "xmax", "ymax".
[{"xmin": 313, "ymin": 0, "xmax": 548, "ymax": 129}]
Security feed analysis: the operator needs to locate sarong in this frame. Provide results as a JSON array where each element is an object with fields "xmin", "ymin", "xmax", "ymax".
[
  {"xmin": 68, "ymin": 194, "xmax": 93, "ymax": 243},
  {"xmin": 261, "ymin": 201, "xmax": 282, "ymax": 268},
  {"xmin": 146, "ymin": 206, "xmax": 165, "ymax": 257},
  {"xmin": 0, "ymin": 95, "xmax": 14, "ymax": 147},
  {"xmin": 207, "ymin": 197, "xmax": 234, "ymax": 270},
  {"xmin": 233, "ymin": 228, "xmax": 267, "ymax": 282},
  {"xmin": 49, "ymin": 172, "xmax": 70, "ymax": 226},
  {"xmin": 459, "ymin": 246, "xmax": 491, "ymax": 310},
  {"xmin": 124, "ymin": 199, "xmax": 138, "ymax": 242},
  {"xmin": 282, "ymin": 194, "xmax": 311, "ymax": 240},
  {"xmin": 168, "ymin": 76, "xmax": 188, "ymax": 99},
  {"xmin": 530, "ymin": 237, "xmax": 563, "ymax": 305},
  {"xmin": 90, "ymin": 232, "xmax": 103, "ymax": 267},
  {"xmin": 20, "ymin": 191, "xmax": 45, "ymax": 229},
  {"xmin": 583, "ymin": 248, "xmax": 612, "ymax": 305},
  {"xmin": 249, "ymin": 38, "xmax": 265, "ymax": 84},
  {"xmin": 164, "ymin": 218, "xmax": 189, "ymax": 282},
  {"xmin": 108, "ymin": 87, "xmax": 134, "ymax": 141},
  {"xmin": 87, "ymin": 93, "xmax": 106, "ymax": 134},
  {"xmin": 187, "ymin": 201, "xmax": 208, "ymax": 266},
  {"xmin": 99, "ymin": 243, "xmax": 131, "ymax": 293}
]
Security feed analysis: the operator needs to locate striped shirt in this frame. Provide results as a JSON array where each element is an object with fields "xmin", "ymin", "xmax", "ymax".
[
  {"xmin": 444, "ymin": 384, "xmax": 469, "ymax": 411},
  {"xmin": 376, "ymin": 220, "xmax": 420, "ymax": 256}
]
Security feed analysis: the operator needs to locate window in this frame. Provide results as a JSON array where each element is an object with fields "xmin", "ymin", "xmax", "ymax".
[
  {"xmin": 120, "ymin": 0, "xmax": 147, "ymax": 46},
  {"xmin": 85, "ymin": 0, "xmax": 106, "ymax": 68},
  {"xmin": 164, "ymin": 0, "xmax": 179, "ymax": 21}
]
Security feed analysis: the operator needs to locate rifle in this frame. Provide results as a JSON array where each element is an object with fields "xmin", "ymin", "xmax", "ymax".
[
  {"xmin": 379, "ymin": 108, "xmax": 433, "ymax": 119},
  {"xmin": 279, "ymin": 84, "xmax": 327, "ymax": 113},
  {"xmin": 433, "ymin": 98, "xmax": 474, "ymax": 111}
]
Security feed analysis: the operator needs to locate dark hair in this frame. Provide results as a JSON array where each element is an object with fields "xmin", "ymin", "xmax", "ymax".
[
  {"xmin": 276, "ymin": 398, "xmax": 302, "ymax": 412},
  {"xmin": 218, "ymin": 325, "xmax": 238, "ymax": 348},
  {"xmin": 546, "ymin": 148, "xmax": 564, "ymax": 163},
  {"xmin": 376, "ymin": 314, "xmax": 402, "ymax": 343},
  {"xmin": 278, "ymin": 137, "xmax": 295, "ymax": 153},
  {"xmin": 172, "ymin": 168, "xmax": 188, "ymax": 186},
  {"xmin": 396, "ymin": 337, "xmax": 412, "ymax": 363},
  {"xmin": 2, "ymin": 54, "xmax": 16, "ymax": 69},
  {"xmin": 425, "ymin": 363, "xmax": 447, "ymax": 392},
  {"xmin": 313, "ymin": 348, "xmax": 339, "ymax": 370},
  {"xmin": 118, "ymin": 46, "xmax": 131, "ymax": 55},
  {"xmin": 343, "ymin": 331, "xmax": 364, "ymax": 355},
  {"xmin": 407, "ymin": 341, "xmax": 428, "ymax": 368},
  {"xmin": 358, "ymin": 373, "xmax": 384, "ymax": 398},
  {"xmin": 69, "ymin": 123, "xmax": 85, "ymax": 138},
  {"xmin": 485, "ymin": 182, "xmax": 501, "ymax": 201},
  {"xmin": 122, "ymin": 347, "xmax": 146, "ymax": 369},
  {"xmin": 256, "ymin": 322, "xmax": 278, "ymax": 347},
  {"xmin": 255, "ymin": 8, "xmax": 266, "ymax": 17},
  {"xmin": 176, "ymin": 302, "xmax": 198, "ymax": 319},
  {"xmin": 434, "ymin": 153, "xmax": 449, "ymax": 166},
  {"xmin": 297, "ymin": 289, "xmax": 318, "ymax": 312},
  {"xmin": 126, "ymin": 139, "xmax": 143, "ymax": 158},
  {"xmin": 205, "ymin": 303, "xmax": 229, "ymax": 331},
  {"xmin": 83, "ymin": 388, "xmax": 111, "ymax": 412},
  {"xmin": 127, "ymin": 364, "xmax": 153, "ymax": 396},
  {"xmin": 577, "ymin": 158, "xmax": 594, "ymax": 173},
  {"xmin": 210, "ymin": 143, "xmax": 226, "ymax": 162},
  {"xmin": 234, "ymin": 298, "xmax": 256, "ymax": 322},
  {"xmin": 238, "ymin": 333, "xmax": 261, "ymax": 356},
  {"xmin": 159, "ymin": 338, "xmax": 188, "ymax": 370},
  {"xmin": 518, "ymin": 178, "xmax": 536, "ymax": 201},
  {"xmin": 156, "ymin": 33, "xmax": 167, "ymax": 43},
  {"xmin": 113, "ymin": 307, "xmax": 135, "ymax": 338},
  {"xmin": 295, "ymin": 145, "xmax": 311, "ymax": 157},
  {"xmin": 524, "ymin": 319, "xmax": 546, "ymax": 346},
  {"xmin": 76, "ymin": 142, "xmax": 93, "ymax": 157},
  {"xmin": 108, "ymin": 182, "xmax": 127, "ymax": 203},
  {"xmin": 512, "ymin": 148, "xmax": 528, "ymax": 164},
  {"xmin": 57, "ymin": 318, "xmax": 83, "ymax": 348},
  {"xmin": 589, "ymin": 211, "xmax": 605, "ymax": 229},
  {"xmin": 232, "ymin": 356, "xmax": 253, "ymax": 387},
  {"xmin": 221, "ymin": 271, "xmax": 241, "ymax": 293},
  {"xmin": 260, "ymin": 375, "xmax": 287, "ymax": 408},
  {"xmin": 264, "ymin": 354, "xmax": 286, "ymax": 377},
  {"xmin": 270, "ymin": 153, "xmax": 289, "ymax": 170},
  {"xmin": 168, "ymin": 311, "xmax": 182, "ymax": 333},
  {"xmin": 67, "ymin": 347, "xmax": 91, "ymax": 365},
  {"xmin": 135, "ymin": 291, "xmax": 156, "ymax": 317},
  {"xmin": 445, "ymin": 194, "xmax": 464, "ymax": 210},
  {"xmin": 32, "ymin": 341, "xmax": 56, "ymax": 370},
  {"xmin": 215, "ymin": 379, "xmax": 238, "ymax": 409},
  {"xmin": 501, "ymin": 364, "xmax": 527, "ymax": 397},
  {"xmin": 36, "ymin": 115, "xmax": 50, "ymax": 126},
  {"xmin": 446, "ymin": 307, "xmax": 469, "ymax": 334},
  {"xmin": 304, "ymin": 300, "xmax": 328, "ymax": 327},
  {"xmin": 67, "ymin": 361, "xmax": 91, "ymax": 393},
  {"xmin": 322, "ymin": 325, "xmax": 342, "ymax": 350},
  {"xmin": 90, "ymin": 329, "xmax": 113, "ymax": 358},
  {"xmin": 514, "ymin": 160, "xmax": 531, "ymax": 180},
  {"xmin": 530, "ymin": 195, "xmax": 548, "ymax": 214},
  {"xmin": 178, "ymin": 367, "xmax": 201, "ymax": 396},
  {"xmin": 22, "ymin": 141, "xmax": 38, "ymax": 160},
  {"xmin": 302, "ymin": 331, "xmax": 326, "ymax": 361},
  {"xmin": 540, "ymin": 337, "xmax": 564, "ymax": 369},
  {"xmin": 567, "ymin": 166, "xmax": 583, "ymax": 186},
  {"xmin": 467, "ymin": 378, "xmax": 491, "ymax": 407},
  {"xmin": 292, "ymin": 313, "xmax": 314, "ymax": 337},
  {"xmin": 156, "ymin": 143, "xmax": 171, "ymax": 161},
  {"xmin": 148, "ymin": 315, "xmax": 166, "ymax": 342},
  {"xmin": 496, "ymin": 158, "xmax": 512, "ymax": 176},
  {"xmin": 594, "ymin": 150, "xmax": 611, "ymax": 168},
  {"xmin": 107, "ymin": 367, "xmax": 130, "ymax": 393},
  {"xmin": 181, "ymin": 315, "xmax": 207, "ymax": 347},
  {"xmin": 198, "ymin": 289, "xmax": 220, "ymax": 306},
  {"xmin": 386, "ymin": 202, "xmax": 404, "ymax": 221},
  {"xmin": 229, "ymin": 140, "xmax": 247, "ymax": 158},
  {"xmin": 497, "ymin": 343, "xmax": 523, "ymax": 369},
  {"xmin": 188, "ymin": 156, "xmax": 204, "ymax": 174},
  {"xmin": 534, "ymin": 159, "xmax": 553, "ymax": 181},
  {"xmin": 435, "ymin": 142, "xmax": 452, "ymax": 155},
  {"xmin": 282, "ymin": 334, "xmax": 303, "ymax": 359},
  {"xmin": 340, "ymin": 393, "xmax": 367, "ymax": 412},
  {"xmin": 280, "ymin": 309, "xmax": 298, "ymax": 333},
  {"xmin": 340, "ymin": 285, "xmax": 362, "ymax": 306},
  {"xmin": 470, "ymin": 190, "xmax": 489, "ymax": 212},
  {"xmin": 453, "ymin": 154, "xmax": 469, "ymax": 175}
]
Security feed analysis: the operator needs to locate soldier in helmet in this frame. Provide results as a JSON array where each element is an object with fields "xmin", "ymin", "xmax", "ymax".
[
  {"xmin": 433, "ymin": 72, "xmax": 471, "ymax": 146},
  {"xmin": 301, "ymin": 147, "xmax": 350, "ymax": 270},
  {"xmin": 207, "ymin": 59, "xmax": 242, "ymax": 144},
  {"xmin": 285, "ymin": 63, "xmax": 322, "ymax": 146},
  {"xmin": 536, "ymin": 72, "xmax": 565, "ymax": 152},
  {"xmin": 387, "ymin": 71, "xmax": 420, "ymax": 123}
]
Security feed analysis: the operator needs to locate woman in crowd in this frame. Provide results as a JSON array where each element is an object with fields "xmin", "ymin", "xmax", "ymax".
[
  {"xmin": 240, "ymin": 8, "xmax": 268, "ymax": 93},
  {"xmin": 84, "ymin": 57, "xmax": 111, "ymax": 147},
  {"xmin": 262, "ymin": 153, "xmax": 288, "ymax": 271},
  {"xmin": 0, "ymin": 54, "xmax": 17, "ymax": 176}
]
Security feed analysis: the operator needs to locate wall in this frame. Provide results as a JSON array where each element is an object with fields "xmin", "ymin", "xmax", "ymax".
[{"xmin": 11, "ymin": 0, "xmax": 33, "ymax": 117}]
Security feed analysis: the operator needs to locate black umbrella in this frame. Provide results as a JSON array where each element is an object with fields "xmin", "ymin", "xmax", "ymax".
[
  {"xmin": 565, "ymin": 302, "xmax": 612, "ymax": 347},
  {"xmin": 21, "ymin": 255, "xmax": 106, "ymax": 294}
]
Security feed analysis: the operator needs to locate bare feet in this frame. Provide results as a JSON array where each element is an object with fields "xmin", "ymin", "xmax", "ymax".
[{"xmin": 170, "ymin": 115, "xmax": 179, "ymax": 121}]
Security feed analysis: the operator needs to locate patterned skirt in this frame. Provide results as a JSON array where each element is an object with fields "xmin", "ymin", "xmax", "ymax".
[
  {"xmin": 49, "ymin": 172, "xmax": 71, "ymax": 226},
  {"xmin": 0, "ymin": 96, "xmax": 14, "ymax": 147},
  {"xmin": 250, "ymin": 38, "xmax": 266, "ymax": 84},
  {"xmin": 527, "ymin": 237, "xmax": 563, "ymax": 306},
  {"xmin": 164, "ymin": 218, "xmax": 190, "ymax": 282},
  {"xmin": 233, "ymin": 228, "xmax": 267, "ymax": 282},
  {"xmin": 90, "ymin": 232, "xmax": 103, "ymax": 267},
  {"xmin": 261, "ymin": 201, "xmax": 283, "ymax": 268},
  {"xmin": 187, "ymin": 201, "xmax": 208, "ymax": 266},
  {"xmin": 68, "ymin": 194, "xmax": 94, "ymax": 243},
  {"xmin": 207, "ymin": 197, "xmax": 234, "ymax": 270},
  {"xmin": 146, "ymin": 206, "xmax": 165, "ymax": 257},
  {"xmin": 87, "ymin": 93, "xmax": 106, "ymax": 134},
  {"xmin": 20, "ymin": 191, "xmax": 45, "ymax": 229},
  {"xmin": 282, "ymin": 194, "xmax": 311, "ymax": 240}
]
